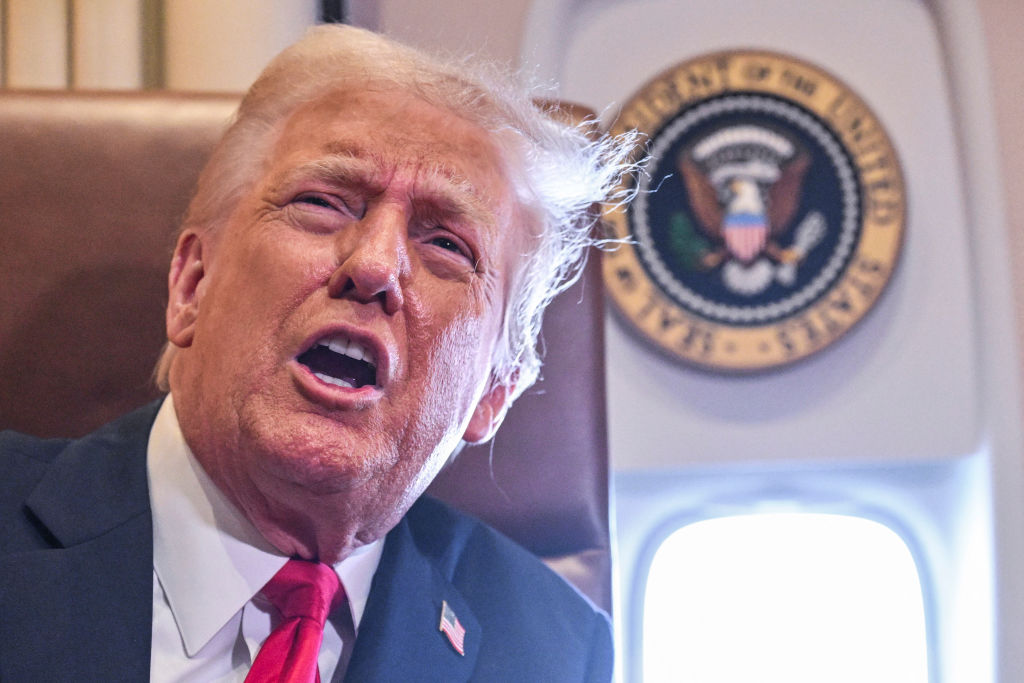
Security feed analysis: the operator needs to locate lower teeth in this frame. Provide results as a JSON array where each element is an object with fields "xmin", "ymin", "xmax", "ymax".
[{"xmin": 314, "ymin": 372, "xmax": 356, "ymax": 389}]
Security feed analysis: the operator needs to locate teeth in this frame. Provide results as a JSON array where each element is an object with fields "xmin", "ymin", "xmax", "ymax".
[
  {"xmin": 319, "ymin": 335, "xmax": 376, "ymax": 368},
  {"xmin": 326, "ymin": 338, "xmax": 349, "ymax": 357},
  {"xmin": 314, "ymin": 372, "xmax": 355, "ymax": 389}
]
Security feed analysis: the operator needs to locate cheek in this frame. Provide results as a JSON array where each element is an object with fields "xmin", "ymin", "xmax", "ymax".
[
  {"xmin": 408, "ymin": 303, "xmax": 494, "ymax": 410},
  {"xmin": 211, "ymin": 233, "xmax": 329, "ymax": 331},
  {"xmin": 245, "ymin": 230, "xmax": 335, "ymax": 306},
  {"xmin": 419, "ymin": 276, "xmax": 505, "ymax": 404}
]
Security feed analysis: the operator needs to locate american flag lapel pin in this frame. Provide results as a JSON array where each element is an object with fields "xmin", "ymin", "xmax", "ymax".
[{"xmin": 439, "ymin": 600, "xmax": 466, "ymax": 656}]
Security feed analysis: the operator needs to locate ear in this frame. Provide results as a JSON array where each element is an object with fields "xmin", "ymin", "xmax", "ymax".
[
  {"xmin": 166, "ymin": 230, "xmax": 207, "ymax": 348},
  {"xmin": 461, "ymin": 382, "xmax": 515, "ymax": 444}
]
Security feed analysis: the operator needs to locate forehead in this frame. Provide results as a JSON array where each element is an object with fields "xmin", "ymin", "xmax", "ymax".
[{"xmin": 265, "ymin": 87, "xmax": 523, "ymax": 216}]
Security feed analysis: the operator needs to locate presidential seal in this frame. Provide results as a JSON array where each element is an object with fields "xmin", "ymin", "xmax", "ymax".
[{"xmin": 604, "ymin": 50, "xmax": 905, "ymax": 372}]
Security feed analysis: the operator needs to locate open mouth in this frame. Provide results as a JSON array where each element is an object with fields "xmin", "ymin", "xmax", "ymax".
[{"xmin": 296, "ymin": 335, "xmax": 378, "ymax": 389}]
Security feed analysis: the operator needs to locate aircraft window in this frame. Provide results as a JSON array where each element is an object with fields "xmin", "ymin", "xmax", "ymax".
[{"xmin": 642, "ymin": 513, "xmax": 928, "ymax": 682}]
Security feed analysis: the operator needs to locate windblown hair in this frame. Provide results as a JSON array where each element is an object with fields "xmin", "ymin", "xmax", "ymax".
[{"xmin": 155, "ymin": 24, "xmax": 641, "ymax": 403}]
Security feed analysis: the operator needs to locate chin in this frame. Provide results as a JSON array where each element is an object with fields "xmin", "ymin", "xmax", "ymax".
[{"xmin": 243, "ymin": 414, "xmax": 392, "ymax": 492}]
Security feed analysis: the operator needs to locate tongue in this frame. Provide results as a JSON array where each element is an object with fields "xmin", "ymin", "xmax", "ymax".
[{"xmin": 297, "ymin": 345, "xmax": 376, "ymax": 388}]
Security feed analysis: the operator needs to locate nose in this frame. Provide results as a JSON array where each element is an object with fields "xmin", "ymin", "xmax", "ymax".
[{"xmin": 327, "ymin": 205, "xmax": 410, "ymax": 314}]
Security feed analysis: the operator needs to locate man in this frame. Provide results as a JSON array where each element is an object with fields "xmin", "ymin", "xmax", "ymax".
[{"xmin": 0, "ymin": 25, "xmax": 636, "ymax": 682}]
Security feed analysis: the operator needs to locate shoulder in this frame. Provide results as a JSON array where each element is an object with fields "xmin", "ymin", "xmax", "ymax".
[
  {"xmin": 405, "ymin": 496, "xmax": 613, "ymax": 680},
  {"xmin": 0, "ymin": 429, "xmax": 71, "ymax": 464},
  {"xmin": 0, "ymin": 403, "xmax": 158, "ymax": 553},
  {"xmin": 0, "ymin": 431, "xmax": 72, "ymax": 550},
  {"xmin": 0, "ymin": 430, "xmax": 70, "ymax": 500},
  {"xmin": 405, "ymin": 496, "xmax": 588, "ymax": 601},
  {"xmin": 0, "ymin": 403, "xmax": 157, "ymax": 498}
]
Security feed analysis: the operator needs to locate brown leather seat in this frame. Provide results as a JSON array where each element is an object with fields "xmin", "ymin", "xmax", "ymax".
[{"xmin": 0, "ymin": 90, "xmax": 611, "ymax": 611}]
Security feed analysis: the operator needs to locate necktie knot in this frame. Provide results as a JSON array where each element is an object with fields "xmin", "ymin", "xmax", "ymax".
[
  {"xmin": 262, "ymin": 559, "xmax": 341, "ymax": 625},
  {"xmin": 245, "ymin": 559, "xmax": 344, "ymax": 683}
]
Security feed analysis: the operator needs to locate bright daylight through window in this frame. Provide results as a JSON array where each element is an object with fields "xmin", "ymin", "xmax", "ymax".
[{"xmin": 643, "ymin": 513, "xmax": 928, "ymax": 683}]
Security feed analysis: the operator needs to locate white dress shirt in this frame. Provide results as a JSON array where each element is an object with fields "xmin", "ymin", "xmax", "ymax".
[{"xmin": 147, "ymin": 397, "xmax": 384, "ymax": 682}]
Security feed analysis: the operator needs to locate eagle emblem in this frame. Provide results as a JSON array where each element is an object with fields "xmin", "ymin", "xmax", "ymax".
[
  {"xmin": 602, "ymin": 50, "xmax": 905, "ymax": 372},
  {"xmin": 678, "ymin": 124, "xmax": 825, "ymax": 295}
]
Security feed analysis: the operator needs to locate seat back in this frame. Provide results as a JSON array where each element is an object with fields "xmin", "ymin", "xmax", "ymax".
[{"xmin": 0, "ymin": 90, "xmax": 611, "ymax": 610}]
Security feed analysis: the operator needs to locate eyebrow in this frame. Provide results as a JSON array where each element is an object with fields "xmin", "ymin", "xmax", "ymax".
[
  {"xmin": 414, "ymin": 162, "xmax": 496, "ymax": 229},
  {"xmin": 272, "ymin": 152, "xmax": 377, "ymax": 195},
  {"xmin": 273, "ymin": 148, "xmax": 498, "ymax": 228}
]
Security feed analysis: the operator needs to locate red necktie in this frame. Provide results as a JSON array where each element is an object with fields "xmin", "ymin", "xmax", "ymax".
[{"xmin": 245, "ymin": 559, "xmax": 343, "ymax": 683}]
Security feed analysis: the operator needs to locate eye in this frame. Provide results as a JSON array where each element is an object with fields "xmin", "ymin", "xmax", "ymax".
[
  {"xmin": 430, "ymin": 236, "xmax": 463, "ymax": 253},
  {"xmin": 292, "ymin": 190, "xmax": 366, "ymax": 217},
  {"xmin": 295, "ymin": 193, "xmax": 352, "ymax": 213},
  {"xmin": 286, "ymin": 192, "xmax": 361, "ymax": 235},
  {"xmin": 416, "ymin": 224, "xmax": 479, "ymax": 278},
  {"xmin": 297, "ymin": 194, "xmax": 335, "ymax": 209},
  {"xmin": 423, "ymin": 228, "xmax": 475, "ymax": 263}
]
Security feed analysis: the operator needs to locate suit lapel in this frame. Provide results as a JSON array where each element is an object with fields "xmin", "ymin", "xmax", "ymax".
[
  {"xmin": 345, "ymin": 513, "xmax": 482, "ymax": 682},
  {"xmin": 0, "ymin": 403, "xmax": 158, "ymax": 681}
]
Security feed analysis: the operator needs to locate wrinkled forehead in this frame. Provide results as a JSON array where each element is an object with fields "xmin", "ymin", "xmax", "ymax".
[{"xmin": 265, "ymin": 85, "xmax": 541, "ymax": 239}]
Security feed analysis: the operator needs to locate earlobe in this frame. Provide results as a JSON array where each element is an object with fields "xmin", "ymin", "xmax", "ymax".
[
  {"xmin": 166, "ymin": 231, "xmax": 206, "ymax": 348},
  {"xmin": 462, "ymin": 383, "xmax": 514, "ymax": 444}
]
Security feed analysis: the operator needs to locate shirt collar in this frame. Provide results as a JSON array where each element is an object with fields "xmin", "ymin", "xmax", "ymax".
[{"xmin": 148, "ymin": 395, "xmax": 384, "ymax": 656}]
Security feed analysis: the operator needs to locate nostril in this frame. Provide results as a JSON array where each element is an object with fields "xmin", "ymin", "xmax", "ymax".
[
  {"xmin": 326, "ymin": 263, "xmax": 401, "ymax": 312},
  {"xmin": 326, "ymin": 268, "xmax": 355, "ymax": 299}
]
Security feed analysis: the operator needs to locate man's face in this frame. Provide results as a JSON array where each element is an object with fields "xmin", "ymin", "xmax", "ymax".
[{"xmin": 166, "ymin": 87, "xmax": 525, "ymax": 545}]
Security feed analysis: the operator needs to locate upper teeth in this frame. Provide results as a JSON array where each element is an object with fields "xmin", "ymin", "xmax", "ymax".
[{"xmin": 321, "ymin": 336, "xmax": 376, "ymax": 367}]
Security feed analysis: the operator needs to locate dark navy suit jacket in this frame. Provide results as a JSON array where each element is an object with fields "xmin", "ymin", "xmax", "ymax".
[{"xmin": 0, "ymin": 403, "xmax": 613, "ymax": 681}]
